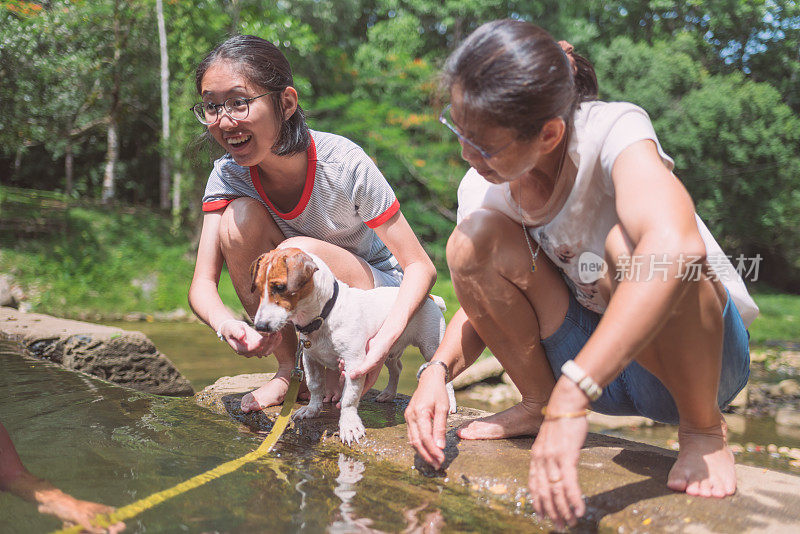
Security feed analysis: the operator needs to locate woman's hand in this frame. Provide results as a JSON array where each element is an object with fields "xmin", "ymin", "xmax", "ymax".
[
  {"xmin": 348, "ymin": 330, "xmax": 396, "ymax": 392},
  {"xmin": 37, "ymin": 490, "xmax": 125, "ymax": 533},
  {"xmin": 404, "ymin": 364, "xmax": 450, "ymax": 469},
  {"xmin": 528, "ymin": 378, "xmax": 589, "ymax": 529},
  {"xmin": 219, "ymin": 320, "xmax": 282, "ymax": 358}
]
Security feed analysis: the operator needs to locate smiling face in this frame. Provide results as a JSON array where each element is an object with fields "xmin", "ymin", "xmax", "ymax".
[{"xmin": 200, "ymin": 60, "xmax": 282, "ymax": 168}]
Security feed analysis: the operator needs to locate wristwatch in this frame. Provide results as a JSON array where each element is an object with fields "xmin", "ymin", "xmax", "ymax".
[
  {"xmin": 560, "ymin": 360, "xmax": 602, "ymax": 401},
  {"xmin": 416, "ymin": 360, "xmax": 450, "ymax": 383}
]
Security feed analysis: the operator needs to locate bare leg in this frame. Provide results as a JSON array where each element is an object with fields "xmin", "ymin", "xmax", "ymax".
[
  {"xmin": 603, "ymin": 225, "xmax": 735, "ymax": 497},
  {"xmin": 216, "ymin": 198, "xmax": 302, "ymax": 411},
  {"xmin": 447, "ymin": 210, "xmax": 570, "ymax": 439}
]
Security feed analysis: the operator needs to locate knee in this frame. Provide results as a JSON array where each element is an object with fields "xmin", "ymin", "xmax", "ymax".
[
  {"xmin": 279, "ymin": 236, "xmax": 326, "ymax": 255},
  {"xmin": 446, "ymin": 209, "xmax": 509, "ymax": 278},
  {"xmin": 218, "ymin": 197, "xmax": 276, "ymax": 250}
]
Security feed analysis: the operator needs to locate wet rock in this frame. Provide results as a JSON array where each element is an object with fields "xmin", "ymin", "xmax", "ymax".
[
  {"xmin": 0, "ymin": 307, "xmax": 193, "ymax": 396},
  {"xmin": 728, "ymin": 384, "xmax": 748, "ymax": 409},
  {"xmin": 195, "ymin": 374, "xmax": 800, "ymax": 533},
  {"xmin": 776, "ymin": 408, "xmax": 800, "ymax": 428},
  {"xmin": 587, "ymin": 412, "xmax": 654, "ymax": 429},
  {"xmin": 777, "ymin": 379, "xmax": 800, "ymax": 397},
  {"xmin": 461, "ymin": 383, "xmax": 521, "ymax": 407},
  {"xmin": 451, "ymin": 356, "xmax": 504, "ymax": 390},
  {"xmin": 0, "ymin": 274, "xmax": 24, "ymax": 309}
]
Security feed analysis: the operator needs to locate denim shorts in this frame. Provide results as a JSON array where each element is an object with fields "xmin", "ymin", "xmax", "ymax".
[
  {"xmin": 541, "ymin": 289, "xmax": 750, "ymax": 425},
  {"xmin": 368, "ymin": 264, "xmax": 404, "ymax": 288}
]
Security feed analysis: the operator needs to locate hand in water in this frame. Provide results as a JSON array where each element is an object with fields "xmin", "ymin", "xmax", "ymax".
[
  {"xmin": 1, "ymin": 421, "xmax": 125, "ymax": 533},
  {"xmin": 527, "ymin": 379, "xmax": 589, "ymax": 529},
  {"xmin": 38, "ymin": 491, "xmax": 125, "ymax": 533},
  {"xmin": 404, "ymin": 365, "xmax": 450, "ymax": 468}
]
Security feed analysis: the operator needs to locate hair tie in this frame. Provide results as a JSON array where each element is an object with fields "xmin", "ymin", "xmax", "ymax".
[{"xmin": 558, "ymin": 40, "xmax": 577, "ymax": 73}]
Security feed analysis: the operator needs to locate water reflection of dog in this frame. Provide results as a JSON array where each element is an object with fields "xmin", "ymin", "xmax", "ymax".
[
  {"xmin": 329, "ymin": 453, "xmax": 377, "ymax": 533},
  {"xmin": 328, "ymin": 453, "xmax": 446, "ymax": 534}
]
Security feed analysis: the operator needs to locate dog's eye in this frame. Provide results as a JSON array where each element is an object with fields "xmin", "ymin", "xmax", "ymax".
[{"xmin": 271, "ymin": 283, "xmax": 287, "ymax": 293}]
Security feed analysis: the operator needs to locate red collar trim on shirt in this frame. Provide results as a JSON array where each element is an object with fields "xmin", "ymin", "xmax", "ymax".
[{"xmin": 249, "ymin": 136, "xmax": 317, "ymax": 220}]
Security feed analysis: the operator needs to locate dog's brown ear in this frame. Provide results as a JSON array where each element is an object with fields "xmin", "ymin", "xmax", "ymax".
[
  {"xmin": 286, "ymin": 252, "xmax": 318, "ymax": 293},
  {"xmin": 250, "ymin": 252, "xmax": 270, "ymax": 293}
]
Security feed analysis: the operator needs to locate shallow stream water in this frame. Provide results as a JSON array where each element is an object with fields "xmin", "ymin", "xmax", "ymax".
[
  {"xmin": 112, "ymin": 321, "xmax": 800, "ymax": 475},
  {"xmin": 4, "ymin": 320, "xmax": 800, "ymax": 532},
  {"xmin": 0, "ymin": 338, "xmax": 541, "ymax": 533}
]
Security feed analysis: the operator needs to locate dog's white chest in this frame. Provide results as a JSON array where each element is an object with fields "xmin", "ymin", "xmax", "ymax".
[{"xmin": 301, "ymin": 334, "xmax": 342, "ymax": 369}]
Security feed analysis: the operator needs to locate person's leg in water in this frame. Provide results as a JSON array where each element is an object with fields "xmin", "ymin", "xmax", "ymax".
[
  {"xmin": 447, "ymin": 209, "xmax": 571, "ymax": 439},
  {"xmin": 218, "ymin": 198, "xmax": 377, "ymax": 411},
  {"xmin": 601, "ymin": 225, "xmax": 737, "ymax": 497}
]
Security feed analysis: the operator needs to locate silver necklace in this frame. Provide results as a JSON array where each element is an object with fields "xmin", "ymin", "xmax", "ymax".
[{"xmin": 518, "ymin": 136, "xmax": 568, "ymax": 272}]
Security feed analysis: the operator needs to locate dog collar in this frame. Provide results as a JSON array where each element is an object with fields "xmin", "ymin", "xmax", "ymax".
[{"xmin": 295, "ymin": 279, "xmax": 339, "ymax": 336}]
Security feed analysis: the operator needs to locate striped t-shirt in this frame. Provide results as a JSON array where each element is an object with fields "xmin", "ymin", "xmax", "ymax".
[{"xmin": 202, "ymin": 130, "xmax": 401, "ymax": 272}]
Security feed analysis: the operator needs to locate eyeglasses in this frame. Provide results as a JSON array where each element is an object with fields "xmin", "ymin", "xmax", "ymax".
[
  {"xmin": 438, "ymin": 104, "xmax": 513, "ymax": 160},
  {"xmin": 190, "ymin": 92, "xmax": 272, "ymax": 125}
]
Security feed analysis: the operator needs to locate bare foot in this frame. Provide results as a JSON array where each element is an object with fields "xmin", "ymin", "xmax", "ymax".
[
  {"xmin": 322, "ymin": 368, "xmax": 342, "ymax": 403},
  {"xmin": 668, "ymin": 416, "xmax": 736, "ymax": 498},
  {"xmin": 241, "ymin": 371, "xmax": 310, "ymax": 413},
  {"xmin": 457, "ymin": 401, "xmax": 545, "ymax": 440}
]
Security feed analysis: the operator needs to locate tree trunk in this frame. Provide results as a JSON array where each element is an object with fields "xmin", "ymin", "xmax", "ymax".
[
  {"xmin": 102, "ymin": 0, "xmax": 123, "ymax": 204},
  {"xmin": 171, "ymin": 171, "xmax": 181, "ymax": 229},
  {"xmin": 102, "ymin": 120, "xmax": 118, "ymax": 202},
  {"xmin": 65, "ymin": 139, "xmax": 74, "ymax": 196},
  {"xmin": 156, "ymin": 0, "xmax": 171, "ymax": 211}
]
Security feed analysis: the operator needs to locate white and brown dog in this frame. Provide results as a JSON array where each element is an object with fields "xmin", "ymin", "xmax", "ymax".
[{"xmin": 249, "ymin": 247, "xmax": 457, "ymax": 445}]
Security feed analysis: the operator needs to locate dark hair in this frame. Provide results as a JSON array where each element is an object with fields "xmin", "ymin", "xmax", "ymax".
[
  {"xmin": 442, "ymin": 19, "xmax": 598, "ymax": 139},
  {"xmin": 195, "ymin": 34, "xmax": 311, "ymax": 156}
]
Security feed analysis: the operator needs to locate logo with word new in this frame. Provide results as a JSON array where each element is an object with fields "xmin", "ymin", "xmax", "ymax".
[{"xmin": 578, "ymin": 251, "xmax": 607, "ymax": 283}]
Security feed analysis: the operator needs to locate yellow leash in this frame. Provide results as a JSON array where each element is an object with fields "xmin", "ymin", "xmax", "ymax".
[{"xmin": 54, "ymin": 345, "xmax": 305, "ymax": 534}]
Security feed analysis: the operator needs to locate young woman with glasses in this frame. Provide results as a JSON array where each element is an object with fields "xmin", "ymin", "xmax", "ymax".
[
  {"xmin": 404, "ymin": 19, "xmax": 758, "ymax": 529},
  {"xmin": 188, "ymin": 35, "xmax": 436, "ymax": 413}
]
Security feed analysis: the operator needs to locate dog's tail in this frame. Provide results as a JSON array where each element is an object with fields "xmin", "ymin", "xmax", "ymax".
[{"xmin": 428, "ymin": 294, "xmax": 446, "ymax": 312}]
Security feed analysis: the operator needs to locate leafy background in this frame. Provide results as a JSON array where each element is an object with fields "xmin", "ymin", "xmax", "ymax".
[{"xmin": 1, "ymin": 1, "xmax": 799, "ymax": 323}]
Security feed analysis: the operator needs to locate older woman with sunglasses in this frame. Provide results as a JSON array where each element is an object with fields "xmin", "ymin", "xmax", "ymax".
[
  {"xmin": 405, "ymin": 19, "xmax": 758, "ymax": 529},
  {"xmin": 188, "ymin": 35, "xmax": 436, "ymax": 411}
]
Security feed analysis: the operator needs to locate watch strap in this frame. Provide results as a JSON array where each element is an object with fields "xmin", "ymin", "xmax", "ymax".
[{"xmin": 560, "ymin": 360, "xmax": 602, "ymax": 401}]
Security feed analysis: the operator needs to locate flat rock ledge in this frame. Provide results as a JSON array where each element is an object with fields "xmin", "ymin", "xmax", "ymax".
[
  {"xmin": 197, "ymin": 373, "xmax": 800, "ymax": 533},
  {"xmin": 0, "ymin": 307, "xmax": 193, "ymax": 396}
]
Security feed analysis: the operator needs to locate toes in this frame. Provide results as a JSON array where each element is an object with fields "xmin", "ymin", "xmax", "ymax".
[
  {"xmin": 666, "ymin": 469, "xmax": 688, "ymax": 492},
  {"xmin": 710, "ymin": 480, "xmax": 728, "ymax": 498},
  {"xmin": 241, "ymin": 393, "xmax": 258, "ymax": 413}
]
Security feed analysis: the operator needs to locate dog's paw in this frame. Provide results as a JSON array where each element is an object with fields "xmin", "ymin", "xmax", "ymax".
[
  {"xmin": 338, "ymin": 411, "xmax": 366, "ymax": 445},
  {"xmin": 374, "ymin": 389, "xmax": 396, "ymax": 403},
  {"xmin": 293, "ymin": 403, "xmax": 322, "ymax": 420}
]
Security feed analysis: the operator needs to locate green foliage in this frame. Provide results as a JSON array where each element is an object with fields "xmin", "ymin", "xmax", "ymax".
[
  {"xmin": 0, "ymin": 186, "xmax": 235, "ymax": 316},
  {"xmin": 663, "ymin": 73, "xmax": 800, "ymax": 283},
  {"xmin": 594, "ymin": 35, "xmax": 800, "ymax": 288},
  {"xmin": 2, "ymin": 0, "xmax": 800, "ymax": 290},
  {"xmin": 749, "ymin": 290, "xmax": 800, "ymax": 344}
]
